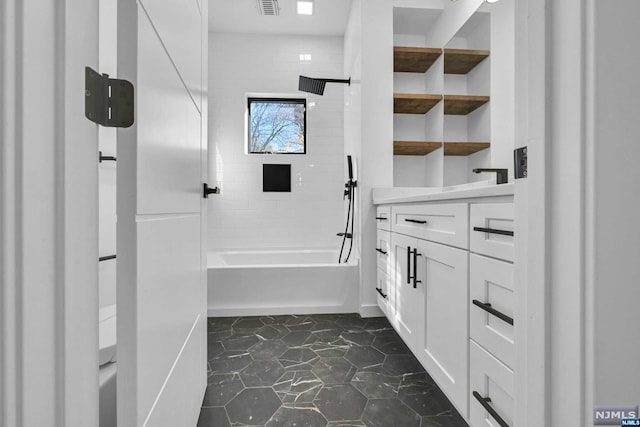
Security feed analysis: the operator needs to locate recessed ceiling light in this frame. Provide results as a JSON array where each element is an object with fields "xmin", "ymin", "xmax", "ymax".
[
  {"xmin": 486, "ymin": 0, "xmax": 500, "ymax": 3},
  {"xmin": 297, "ymin": 0, "xmax": 313, "ymax": 15}
]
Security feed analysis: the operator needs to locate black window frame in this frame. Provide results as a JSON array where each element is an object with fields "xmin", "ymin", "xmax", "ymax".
[{"xmin": 247, "ymin": 97, "xmax": 307, "ymax": 155}]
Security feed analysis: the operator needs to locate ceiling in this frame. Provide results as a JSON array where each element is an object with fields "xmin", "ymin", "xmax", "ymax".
[{"xmin": 209, "ymin": 0, "xmax": 354, "ymax": 36}]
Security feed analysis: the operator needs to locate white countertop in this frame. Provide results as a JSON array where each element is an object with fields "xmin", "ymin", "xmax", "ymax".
[{"xmin": 372, "ymin": 181, "xmax": 515, "ymax": 204}]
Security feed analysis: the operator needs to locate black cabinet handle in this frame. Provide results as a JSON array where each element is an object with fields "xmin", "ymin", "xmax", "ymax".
[
  {"xmin": 412, "ymin": 248, "xmax": 421, "ymax": 288},
  {"xmin": 473, "ymin": 391, "xmax": 510, "ymax": 427},
  {"xmin": 473, "ymin": 226, "xmax": 514, "ymax": 237},
  {"xmin": 472, "ymin": 300, "xmax": 514, "ymax": 325},
  {"xmin": 376, "ymin": 248, "xmax": 387, "ymax": 255},
  {"xmin": 376, "ymin": 217, "xmax": 388, "ymax": 221},
  {"xmin": 99, "ymin": 254, "xmax": 116, "ymax": 262},
  {"xmin": 376, "ymin": 288, "xmax": 387, "ymax": 299},
  {"xmin": 407, "ymin": 246, "xmax": 412, "ymax": 284},
  {"xmin": 405, "ymin": 218, "xmax": 427, "ymax": 224}
]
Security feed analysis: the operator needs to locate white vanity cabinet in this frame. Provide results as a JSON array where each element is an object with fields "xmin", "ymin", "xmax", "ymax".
[{"xmin": 374, "ymin": 189, "xmax": 515, "ymax": 426}]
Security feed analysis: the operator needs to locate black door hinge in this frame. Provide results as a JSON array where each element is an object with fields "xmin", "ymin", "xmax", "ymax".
[
  {"xmin": 203, "ymin": 183, "xmax": 219, "ymax": 198},
  {"xmin": 85, "ymin": 67, "xmax": 134, "ymax": 128},
  {"xmin": 514, "ymin": 146, "xmax": 527, "ymax": 179}
]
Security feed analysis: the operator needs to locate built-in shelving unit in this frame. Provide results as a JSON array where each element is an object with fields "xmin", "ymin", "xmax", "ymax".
[
  {"xmin": 394, "ymin": 47, "xmax": 442, "ymax": 73},
  {"xmin": 443, "ymin": 142, "xmax": 490, "ymax": 156},
  {"xmin": 394, "ymin": 141, "xmax": 442, "ymax": 156},
  {"xmin": 393, "ymin": 94, "xmax": 442, "ymax": 114},
  {"xmin": 443, "ymin": 95, "xmax": 490, "ymax": 115},
  {"xmin": 443, "ymin": 49, "xmax": 489, "ymax": 74}
]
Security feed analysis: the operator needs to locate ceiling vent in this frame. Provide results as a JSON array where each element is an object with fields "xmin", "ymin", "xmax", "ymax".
[{"xmin": 256, "ymin": 0, "xmax": 280, "ymax": 16}]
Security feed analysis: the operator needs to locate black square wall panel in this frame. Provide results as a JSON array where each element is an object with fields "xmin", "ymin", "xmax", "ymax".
[{"xmin": 263, "ymin": 164, "xmax": 291, "ymax": 192}]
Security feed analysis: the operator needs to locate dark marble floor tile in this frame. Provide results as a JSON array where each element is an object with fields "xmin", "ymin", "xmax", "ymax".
[
  {"xmin": 249, "ymin": 339, "xmax": 289, "ymax": 360},
  {"xmin": 313, "ymin": 384, "xmax": 367, "ymax": 422},
  {"xmin": 335, "ymin": 316, "xmax": 368, "ymax": 329},
  {"xmin": 308, "ymin": 313, "xmax": 344, "ymax": 323},
  {"xmin": 222, "ymin": 333, "xmax": 260, "ymax": 351},
  {"xmin": 327, "ymin": 422, "xmax": 367, "ymax": 427},
  {"xmin": 208, "ymin": 317, "xmax": 238, "ymax": 332},
  {"xmin": 351, "ymin": 371, "xmax": 401, "ymax": 399},
  {"xmin": 273, "ymin": 370, "xmax": 323, "ymax": 404},
  {"xmin": 344, "ymin": 346, "xmax": 385, "ymax": 369},
  {"xmin": 260, "ymin": 315, "xmax": 294, "ymax": 325},
  {"xmin": 207, "ymin": 339, "xmax": 224, "ymax": 358},
  {"xmin": 362, "ymin": 399, "xmax": 421, "ymax": 427},
  {"xmin": 203, "ymin": 374, "xmax": 244, "ymax": 406},
  {"xmin": 363, "ymin": 317, "xmax": 392, "ymax": 331},
  {"xmin": 279, "ymin": 348, "xmax": 320, "ymax": 370},
  {"xmin": 420, "ymin": 413, "xmax": 468, "ymax": 427},
  {"xmin": 340, "ymin": 330, "xmax": 375, "ymax": 346},
  {"xmin": 309, "ymin": 325, "xmax": 344, "ymax": 341},
  {"xmin": 312, "ymin": 357, "xmax": 357, "ymax": 385},
  {"xmin": 372, "ymin": 335, "xmax": 411, "ymax": 355},
  {"xmin": 285, "ymin": 316, "xmax": 316, "ymax": 331},
  {"xmin": 209, "ymin": 350, "xmax": 253, "ymax": 373},
  {"xmin": 197, "ymin": 407, "xmax": 230, "ymax": 427},
  {"xmin": 265, "ymin": 406, "xmax": 328, "ymax": 427},
  {"xmin": 382, "ymin": 355, "xmax": 426, "ymax": 376},
  {"xmin": 208, "ymin": 330, "xmax": 233, "ymax": 343},
  {"xmin": 282, "ymin": 331, "xmax": 315, "ymax": 347},
  {"xmin": 256, "ymin": 324, "xmax": 290, "ymax": 340},
  {"xmin": 310, "ymin": 338, "xmax": 350, "ymax": 358},
  {"xmin": 240, "ymin": 360, "xmax": 286, "ymax": 387},
  {"xmin": 226, "ymin": 388, "xmax": 281, "ymax": 425},
  {"xmin": 234, "ymin": 317, "xmax": 265, "ymax": 329}
]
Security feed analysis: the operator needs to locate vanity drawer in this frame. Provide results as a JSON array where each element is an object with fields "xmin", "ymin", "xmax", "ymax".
[
  {"xmin": 376, "ymin": 229, "xmax": 391, "ymax": 274},
  {"xmin": 376, "ymin": 206, "xmax": 391, "ymax": 231},
  {"xmin": 470, "ymin": 254, "xmax": 515, "ymax": 369},
  {"xmin": 470, "ymin": 340, "xmax": 514, "ymax": 427},
  {"xmin": 470, "ymin": 203, "xmax": 514, "ymax": 262},
  {"xmin": 391, "ymin": 203, "xmax": 469, "ymax": 249}
]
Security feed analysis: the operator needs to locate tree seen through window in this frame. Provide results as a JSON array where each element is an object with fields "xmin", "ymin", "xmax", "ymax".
[{"xmin": 248, "ymin": 98, "xmax": 306, "ymax": 154}]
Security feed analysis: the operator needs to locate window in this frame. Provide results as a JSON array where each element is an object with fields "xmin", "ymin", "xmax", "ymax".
[{"xmin": 248, "ymin": 97, "xmax": 306, "ymax": 154}]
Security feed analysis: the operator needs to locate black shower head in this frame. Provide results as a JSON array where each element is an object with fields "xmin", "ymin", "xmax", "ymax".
[{"xmin": 298, "ymin": 75, "xmax": 351, "ymax": 96}]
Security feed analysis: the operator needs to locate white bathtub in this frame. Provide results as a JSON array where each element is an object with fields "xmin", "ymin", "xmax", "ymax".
[{"xmin": 207, "ymin": 249, "xmax": 359, "ymax": 317}]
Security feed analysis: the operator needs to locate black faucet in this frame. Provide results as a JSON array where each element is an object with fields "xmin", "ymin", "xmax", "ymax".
[{"xmin": 473, "ymin": 168, "xmax": 508, "ymax": 185}]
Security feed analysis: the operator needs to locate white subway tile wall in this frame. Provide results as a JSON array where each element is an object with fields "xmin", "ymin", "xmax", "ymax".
[{"xmin": 208, "ymin": 33, "xmax": 345, "ymax": 251}]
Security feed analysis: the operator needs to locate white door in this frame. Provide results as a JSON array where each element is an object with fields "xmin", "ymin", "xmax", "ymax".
[
  {"xmin": 117, "ymin": 0, "xmax": 207, "ymax": 426},
  {"xmin": 391, "ymin": 233, "xmax": 421, "ymax": 350},
  {"xmin": 415, "ymin": 239, "xmax": 469, "ymax": 418}
]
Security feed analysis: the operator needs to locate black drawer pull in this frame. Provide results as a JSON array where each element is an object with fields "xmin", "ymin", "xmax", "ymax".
[
  {"xmin": 376, "ymin": 288, "xmax": 387, "ymax": 299},
  {"xmin": 472, "ymin": 300, "xmax": 514, "ymax": 325},
  {"xmin": 405, "ymin": 218, "xmax": 427, "ymax": 224},
  {"xmin": 473, "ymin": 391, "xmax": 510, "ymax": 427},
  {"xmin": 407, "ymin": 246, "xmax": 412, "ymax": 284},
  {"xmin": 376, "ymin": 248, "xmax": 387, "ymax": 255},
  {"xmin": 99, "ymin": 254, "xmax": 116, "ymax": 262},
  {"xmin": 412, "ymin": 248, "xmax": 421, "ymax": 288},
  {"xmin": 473, "ymin": 226, "xmax": 514, "ymax": 237},
  {"xmin": 376, "ymin": 217, "xmax": 388, "ymax": 221}
]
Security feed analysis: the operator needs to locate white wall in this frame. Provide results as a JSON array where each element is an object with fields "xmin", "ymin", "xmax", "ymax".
[
  {"xmin": 98, "ymin": 0, "xmax": 117, "ymax": 309},
  {"xmin": 208, "ymin": 33, "xmax": 345, "ymax": 251}
]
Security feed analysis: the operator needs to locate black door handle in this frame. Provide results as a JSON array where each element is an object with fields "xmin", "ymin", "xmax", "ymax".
[
  {"xmin": 375, "ymin": 217, "xmax": 388, "ymax": 221},
  {"xmin": 472, "ymin": 300, "xmax": 514, "ymax": 325},
  {"xmin": 376, "ymin": 248, "xmax": 387, "ymax": 255},
  {"xmin": 376, "ymin": 288, "xmax": 387, "ymax": 299},
  {"xmin": 405, "ymin": 218, "xmax": 427, "ymax": 224},
  {"xmin": 473, "ymin": 226, "xmax": 514, "ymax": 237},
  {"xmin": 407, "ymin": 246, "xmax": 412, "ymax": 284},
  {"xmin": 473, "ymin": 391, "xmax": 510, "ymax": 427},
  {"xmin": 412, "ymin": 248, "xmax": 421, "ymax": 288},
  {"xmin": 203, "ymin": 183, "xmax": 219, "ymax": 198}
]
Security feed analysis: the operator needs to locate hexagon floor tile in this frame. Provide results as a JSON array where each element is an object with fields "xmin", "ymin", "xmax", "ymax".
[{"xmin": 200, "ymin": 314, "xmax": 467, "ymax": 427}]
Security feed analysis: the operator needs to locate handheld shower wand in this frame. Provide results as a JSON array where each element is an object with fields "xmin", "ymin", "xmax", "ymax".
[{"xmin": 338, "ymin": 156, "xmax": 357, "ymax": 264}]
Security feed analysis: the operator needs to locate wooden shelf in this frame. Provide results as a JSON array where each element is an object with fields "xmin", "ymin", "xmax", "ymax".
[
  {"xmin": 444, "ymin": 49, "xmax": 489, "ymax": 74},
  {"xmin": 444, "ymin": 95, "xmax": 489, "ymax": 115},
  {"xmin": 394, "ymin": 94, "xmax": 442, "ymax": 114},
  {"xmin": 443, "ymin": 142, "xmax": 490, "ymax": 156},
  {"xmin": 394, "ymin": 141, "xmax": 442, "ymax": 156},
  {"xmin": 394, "ymin": 47, "xmax": 442, "ymax": 73}
]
